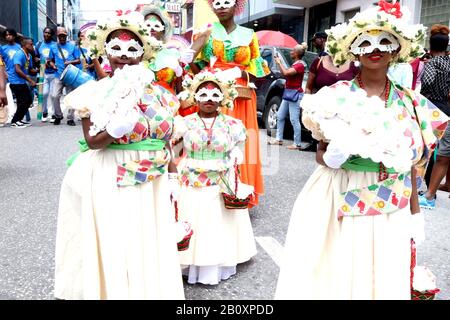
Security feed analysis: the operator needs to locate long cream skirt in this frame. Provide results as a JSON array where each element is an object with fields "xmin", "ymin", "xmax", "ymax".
[
  {"xmin": 275, "ymin": 166, "xmax": 411, "ymax": 300},
  {"xmin": 54, "ymin": 149, "xmax": 185, "ymax": 300}
]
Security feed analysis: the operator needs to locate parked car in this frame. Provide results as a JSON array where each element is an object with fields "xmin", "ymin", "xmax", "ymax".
[{"xmin": 255, "ymin": 45, "xmax": 317, "ymax": 143}]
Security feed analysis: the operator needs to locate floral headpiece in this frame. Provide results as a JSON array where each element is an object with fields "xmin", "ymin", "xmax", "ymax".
[
  {"xmin": 326, "ymin": 0, "xmax": 426, "ymax": 65},
  {"xmin": 82, "ymin": 11, "xmax": 163, "ymax": 61},
  {"xmin": 178, "ymin": 69, "xmax": 238, "ymax": 109},
  {"xmin": 207, "ymin": 0, "xmax": 247, "ymax": 16},
  {"xmin": 137, "ymin": 4, "xmax": 174, "ymax": 43}
]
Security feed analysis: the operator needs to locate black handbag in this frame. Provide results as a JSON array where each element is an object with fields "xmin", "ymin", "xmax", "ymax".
[{"xmin": 282, "ymin": 88, "xmax": 300, "ymax": 102}]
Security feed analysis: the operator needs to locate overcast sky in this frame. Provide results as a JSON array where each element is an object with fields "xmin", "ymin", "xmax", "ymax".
[{"xmin": 79, "ymin": 0, "xmax": 145, "ymax": 24}]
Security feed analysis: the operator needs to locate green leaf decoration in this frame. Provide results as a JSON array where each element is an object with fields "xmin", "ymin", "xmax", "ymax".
[
  {"xmin": 329, "ymin": 43, "xmax": 339, "ymax": 55},
  {"xmin": 384, "ymin": 179, "xmax": 395, "ymax": 187},
  {"xmin": 421, "ymin": 120, "xmax": 427, "ymax": 130},
  {"xmin": 355, "ymin": 22, "xmax": 369, "ymax": 28}
]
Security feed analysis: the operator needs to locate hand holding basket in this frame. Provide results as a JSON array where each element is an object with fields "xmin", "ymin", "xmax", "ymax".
[{"xmin": 221, "ymin": 158, "xmax": 253, "ymax": 210}]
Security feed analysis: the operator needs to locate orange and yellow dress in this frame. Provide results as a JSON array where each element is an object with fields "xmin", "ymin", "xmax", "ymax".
[{"xmin": 194, "ymin": 22, "xmax": 270, "ymax": 207}]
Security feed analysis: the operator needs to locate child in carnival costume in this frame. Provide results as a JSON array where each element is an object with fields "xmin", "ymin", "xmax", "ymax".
[
  {"xmin": 275, "ymin": 0, "xmax": 449, "ymax": 299},
  {"xmin": 189, "ymin": 0, "xmax": 272, "ymax": 207},
  {"xmin": 137, "ymin": 3, "xmax": 195, "ymax": 94},
  {"xmin": 54, "ymin": 11, "xmax": 185, "ymax": 300},
  {"xmin": 172, "ymin": 68, "xmax": 257, "ymax": 285}
]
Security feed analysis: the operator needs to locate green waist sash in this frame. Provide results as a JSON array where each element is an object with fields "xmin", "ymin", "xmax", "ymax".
[
  {"xmin": 66, "ymin": 138, "xmax": 166, "ymax": 166},
  {"xmin": 341, "ymin": 157, "xmax": 397, "ymax": 174},
  {"xmin": 189, "ymin": 150, "xmax": 227, "ymax": 160}
]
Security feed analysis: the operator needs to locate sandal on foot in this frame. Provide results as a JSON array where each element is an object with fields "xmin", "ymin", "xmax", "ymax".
[{"xmin": 268, "ymin": 139, "xmax": 283, "ymax": 145}]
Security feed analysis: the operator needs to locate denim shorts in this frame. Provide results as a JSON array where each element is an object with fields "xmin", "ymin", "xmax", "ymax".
[{"xmin": 438, "ymin": 125, "xmax": 450, "ymax": 157}]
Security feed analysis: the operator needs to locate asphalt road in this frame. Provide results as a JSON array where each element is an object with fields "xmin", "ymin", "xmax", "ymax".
[{"xmin": 0, "ymin": 112, "xmax": 449, "ymax": 300}]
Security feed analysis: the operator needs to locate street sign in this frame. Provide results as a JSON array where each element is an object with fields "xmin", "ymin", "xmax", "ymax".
[{"xmin": 165, "ymin": 2, "xmax": 181, "ymax": 13}]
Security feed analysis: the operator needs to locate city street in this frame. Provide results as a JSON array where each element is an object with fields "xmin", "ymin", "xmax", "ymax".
[{"xmin": 0, "ymin": 110, "xmax": 449, "ymax": 300}]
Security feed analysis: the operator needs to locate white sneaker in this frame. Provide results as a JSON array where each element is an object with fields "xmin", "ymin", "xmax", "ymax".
[
  {"xmin": 18, "ymin": 120, "xmax": 31, "ymax": 126},
  {"xmin": 41, "ymin": 116, "xmax": 48, "ymax": 122},
  {"xmin": 11, "ymin": 122, "xmax": 26, "ymax": 128}
]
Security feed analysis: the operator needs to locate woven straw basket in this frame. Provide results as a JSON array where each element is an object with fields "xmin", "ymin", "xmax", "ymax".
[
  {"xmin": 221, "ymin": 159, "xmax": 251, "ymax": 209},
  {"xmin": 410, "ymin": 240, "xmax": 440, "ymax": 300}
]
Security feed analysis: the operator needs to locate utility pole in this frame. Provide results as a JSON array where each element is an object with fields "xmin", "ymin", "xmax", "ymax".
[{"xmin": 62, "ymin": 0, "xmax": 65, "ymax": 27}]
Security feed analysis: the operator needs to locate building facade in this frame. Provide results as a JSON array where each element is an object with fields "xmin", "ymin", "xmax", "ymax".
[
  {"xmin": 235, "ymin": 0, "xmax": 305, "ymax": 44},
  {"xmin": 275, "ymin": 0, "xmax": 450, "ymax": 49},
  {"xmin": 58, "ymin": 0, "xmax": 80, "ymax": 39},
  {"xmin": 0, "ymin": 0, "xmax": 58, "ymax": 43}
]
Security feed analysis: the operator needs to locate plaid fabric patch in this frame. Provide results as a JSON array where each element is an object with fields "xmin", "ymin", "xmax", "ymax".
[
  {"xmin": 116, "ymin": 149, "xmax": 170, "ymax": 187},
  {"xmin": 337, "ymin": 173, "xmax": 413, "ymax": 218}
]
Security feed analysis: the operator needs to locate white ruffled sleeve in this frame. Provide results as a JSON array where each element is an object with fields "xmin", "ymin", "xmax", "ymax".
[{"xmin": 172, "ymin": 115, "xmax": 188, "ymax": 141}]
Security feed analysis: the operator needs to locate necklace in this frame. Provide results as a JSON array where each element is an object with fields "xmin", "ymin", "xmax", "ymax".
[
  {"xmin": 198, "ymin": 112, "xmax": 219, "ymax": 146},
  {"xmin": 21, "ymin": 48, "xmax": 30, "ymax": 70},
  {"xmin": 335, "ymin": 64, "xmax": 341, "ymax": 77},
  {"xmin": 356, "ymin": 73, "xmax": 390, "ymax": 104},
  {"xmin": 356, "ymin": 74, "xmax": 391, "ymax": 181}
]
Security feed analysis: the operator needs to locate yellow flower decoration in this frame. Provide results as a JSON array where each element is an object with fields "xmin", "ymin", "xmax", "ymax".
[
  {"xmin": 377, "ymin": 201, "xmax": 385, "ymax": 209},
  {"xmin": 341, "ymin": 205, "xmax": 350, "ymax": 212},
  {"xmin": 403, "ymin": 190, "xmax": 411, "ymax": 197},
  {"xmin": 432, "ymin": 111, "xmax": 440, "ymax": 119},
  {"xmin": 156, "ymin": 68, "xmax": 176, "ymax": 84}
]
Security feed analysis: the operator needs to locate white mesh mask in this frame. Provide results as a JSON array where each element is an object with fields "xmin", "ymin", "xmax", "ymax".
[
  {"xmin": 105, "ymin": 37, "xmax": 144, "ymax": 59},
  {"xmin": 195, "ymin": 87, "xmax": 224, "ymax": 103},
  {"xmin": 350, "ymin": 31, "xmax": 400, "ymax": 56},
  {"xmin": 212, "ymin": 0, "xmax": 236, "ymax": 10},
  {"xmin": 145, "ymin": 17, "xmax": 165, "ymax": 32}
]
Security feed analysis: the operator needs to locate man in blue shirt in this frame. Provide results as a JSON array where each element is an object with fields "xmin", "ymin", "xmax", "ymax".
[
  {"xmin": 76, "ymin": 30, "xmax": 97, "ymax": 80},
  {"xmin": 35, "ymin": 27, "xmax": 57, "ymax": 122},
  {"xmin": 48, "ymin": 27, "xmax": 80, "ymax": 126},
  {"xmin": 9, "ymin": 37, "xmax": 36, "ymax": 128},
  {"xmin": 1, "ymin": 28, "xmax": 22, "ymax": 82}
]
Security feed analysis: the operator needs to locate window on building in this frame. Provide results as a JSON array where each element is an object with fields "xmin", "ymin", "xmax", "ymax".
[
  {"xmin": 344, "ymin": 8, "xmax": 360, "ymax": 22},
  {"xmin": 421, "ymin": 0, "xmax": 450, "ymax": 44}
]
